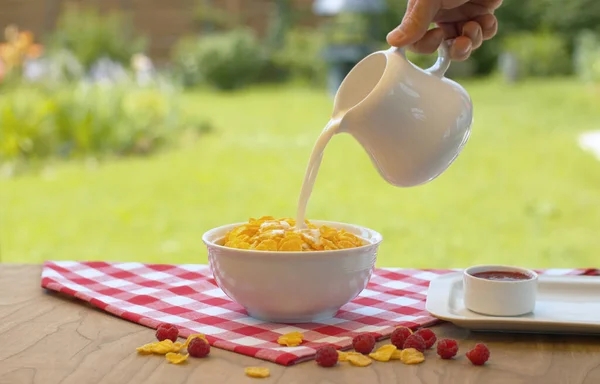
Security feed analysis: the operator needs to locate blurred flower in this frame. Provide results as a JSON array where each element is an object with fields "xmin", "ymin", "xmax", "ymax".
[
  {"xmin": 87, "ymin": 57, "xmax": 128, "ymax": 84},
  {"xmin": 0, "ymin": 24, "xmax": 44, "ymax": 80},
  {"xmin": 4, "ymin": 25, "xmax": 19, "ymax": 43},
  {"xmin": 131, "ymin": 53, "xmax": 155, "ymax": 86},
  {"xmin": 22, "ymin": 57, "xmax": 49, "ymax": 82}
]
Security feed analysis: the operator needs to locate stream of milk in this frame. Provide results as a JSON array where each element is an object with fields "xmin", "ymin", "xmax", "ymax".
[{"xmin": 295, "ymin": 116, "xmax": 343, "ymax": 228}]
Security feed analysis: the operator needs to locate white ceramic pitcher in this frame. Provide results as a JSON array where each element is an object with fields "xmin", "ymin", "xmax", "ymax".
[{"xmin": 333, "ymin": 42, "xmax": 473, "ymax": 187}]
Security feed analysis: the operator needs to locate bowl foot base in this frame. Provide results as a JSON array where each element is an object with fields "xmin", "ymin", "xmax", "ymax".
[{"xmin": 246, "ymin": 308, "xmax": 340, "ymax": 324}]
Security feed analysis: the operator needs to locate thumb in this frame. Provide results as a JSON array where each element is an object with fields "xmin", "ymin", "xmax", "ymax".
[{"xmin": 387, "ymin": 0, "xmax": 440, "ymax": 47}]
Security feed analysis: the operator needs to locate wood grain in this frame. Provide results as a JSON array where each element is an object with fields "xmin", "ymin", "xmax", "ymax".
[{"xmin": 1, "ymin": 264, "xmax": 600, "ymax": 384}]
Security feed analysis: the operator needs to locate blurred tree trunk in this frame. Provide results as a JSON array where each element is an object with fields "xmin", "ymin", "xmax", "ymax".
[
  {"xmin": 267, "ymin": 0, "xmax": 291, "ymax": 50},
  {"xmin": 200, "ymin": 0, "xmax": 214, "ymax": 33}
]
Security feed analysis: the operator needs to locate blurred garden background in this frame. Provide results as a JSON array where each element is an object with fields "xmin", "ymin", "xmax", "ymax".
[{"xmin": 1, "ymin": 0, "xmax": 599, "ymax": 269}]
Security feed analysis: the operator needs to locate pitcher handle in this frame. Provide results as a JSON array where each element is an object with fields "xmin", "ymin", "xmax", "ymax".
[{"xmin": 425, "ymin": 40, "xmax": 452, "ymax": 78}]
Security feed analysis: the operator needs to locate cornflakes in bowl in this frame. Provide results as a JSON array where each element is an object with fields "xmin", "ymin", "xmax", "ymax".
[
  {"xmin": 202, "ymin": 218, "xmax": 382, "ymax": 324},
  {"xmin": 222, "ymin": 216, "xmax": 366, "ymax": 252}
]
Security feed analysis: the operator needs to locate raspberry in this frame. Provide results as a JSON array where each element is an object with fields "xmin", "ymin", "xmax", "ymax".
[
  {"xmin": 188, "ymin": 337, "xmax": 210, "ymax": 358},
  {"xmin": 466, "ymin": 343, "xmax": 490, "ymax": 366},
  {"xmin": 403, "ymin": 334, "xmax": 426, "ymax": 353},
  {"xmin": 414, "ymin": 328, "xmax": 437, "ymax": 349},
  {"xmin": 436, "ymin": 338, "xmax": 459, "ymax": 359},
  {"xmin": 315, "ymin": 345, "xmax": 338, "ymax": 367},
  {"xmin": 155, "ymin": 323, "xmax": 179, "ymax": 342},
  {"xmin": 352, "ymin": 333, "xmax": 376, "ymax": 354},
  {"xmin": 390, "ymin": 327, "xmax": 412, "ymax": 349}
]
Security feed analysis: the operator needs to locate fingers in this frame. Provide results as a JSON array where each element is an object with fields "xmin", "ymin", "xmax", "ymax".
[
  {"xmin": 410, "ymin": 27, "xmax": 445, "ymax": 54},
  {"xmin": 473, "ymin": 14, "xmax": 498, "ymax": 40},
  {"xmin": 447, "ymin": 15, "xmax": 496, "ymax": 60},
  {"xmin": 446, "ymin": 21, "xmax": 479, "ymax": 61},
  {"xmin": 461, "ymin": 20, "xmax": 483, "ymax": 49},
  {"xmin": 448, "ymin": 36, "xmax": 473, "ymax": 61},
  {"xmin": 391, "ymin": 0, "xmax": 499, "ymax": 61},
  {"xmin": 483, "ymin": 0, "xmax": 504, "ymax": 11},
  {"xmin": 409, "ymin": 23, "xmax": 475, "ymax": 61},
  {"xmin": 387, "ymin": 0, "xmax": 441, "ymax": 47},
  {"xmin": 431, "ymin": 15, "xmax": 496, "ymax": 60}
]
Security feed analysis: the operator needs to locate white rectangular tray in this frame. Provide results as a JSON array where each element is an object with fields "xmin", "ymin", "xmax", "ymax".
[{"xmin": 426, "ymin": 272, "xmax": 600, "ymax": 334}]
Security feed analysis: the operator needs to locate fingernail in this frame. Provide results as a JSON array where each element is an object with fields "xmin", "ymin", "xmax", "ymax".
[
  {"xmin": 460, "ymin": 42, "xmax": 473, "ymax": 56},
  {"xmin": 387, "ymin": 28, "xmax": 405, "ymax": 44}
]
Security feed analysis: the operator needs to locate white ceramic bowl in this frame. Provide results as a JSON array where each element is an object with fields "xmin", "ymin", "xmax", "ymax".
[
  {"xmin": 463, "ymin": 265, "xmax": 539, "ymax": 317},
  {"xmin": 202, "ymin": 221, "xmax": 383, "ymax": 323}
]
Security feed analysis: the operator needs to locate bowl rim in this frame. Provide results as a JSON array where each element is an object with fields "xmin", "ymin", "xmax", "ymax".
[
  {"xmin": 463, "ymin": 264, "xmax": 539, "ymax": 283},
  {"xmin": 202, "ymin": 219, "xmax": 383, "ymax": 256}
]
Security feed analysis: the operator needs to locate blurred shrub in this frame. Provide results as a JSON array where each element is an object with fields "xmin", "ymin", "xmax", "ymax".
[
  {"xmin": 0, "ymin": 81, "xmax": 210, "ymax": 164},
  {"xmin": 194, "ymin": 0, "xmax": 242, "ymax": 31},
  {"xmin": 535, "ymin": 0, "xmax": 600, "ymax": 46},
  {"xmin": 405, "ymin": 51, "xmax": 436, "ymax": 71},
  {"xmin": 326, "ymin": 12, "xmax": 373, "ymax": 46},
  {"xmin": 574, "ymin": 31, "xmax": 600, "ymax": 83},
  {"xmin": 270, "ymin": 28, "xmax": 327, "ymax": 86},
  {"xmin": 46, "ymin": 4, "xmax": 147, "ymax": 71},
  {"xmin": 171, "ymin": 37, "xmax": 202, "ymax": 87},
  {"xmin": 172, "ymin": 29, "xmax": 266, "ymax": 90},
  {"xmin": 376, "ymin": 0, "xmax": 407, "ymax": 42},
  {"xmin": 503, "ymin": 32, "xmax": 571, "ymax": 77}
]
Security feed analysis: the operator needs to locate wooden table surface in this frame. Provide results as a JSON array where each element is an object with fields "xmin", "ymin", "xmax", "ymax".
[{"xmin": 1, "ymin": 264, "xmax": 600, "ymax": 384}]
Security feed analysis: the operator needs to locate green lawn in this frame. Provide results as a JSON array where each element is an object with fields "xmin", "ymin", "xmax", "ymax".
[{"xmin": 1, "ymin": 79, "xmax": 600, "ymax": 269}]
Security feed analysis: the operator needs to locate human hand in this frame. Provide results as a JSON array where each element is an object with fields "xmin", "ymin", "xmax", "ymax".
[{"xmin": 387, "ymin": 0, "xmax": 502, "ymax": 61}]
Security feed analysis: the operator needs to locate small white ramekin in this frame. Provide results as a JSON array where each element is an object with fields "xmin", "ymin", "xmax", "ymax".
[{"xmin": 463, "ymin": 265, "xmax": 539, "ymax": 317}]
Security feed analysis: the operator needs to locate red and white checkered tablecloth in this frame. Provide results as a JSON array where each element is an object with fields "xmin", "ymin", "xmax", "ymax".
[{"xmin": 40, "ymin": 261, "xmax": 597, "ymax": 366}]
